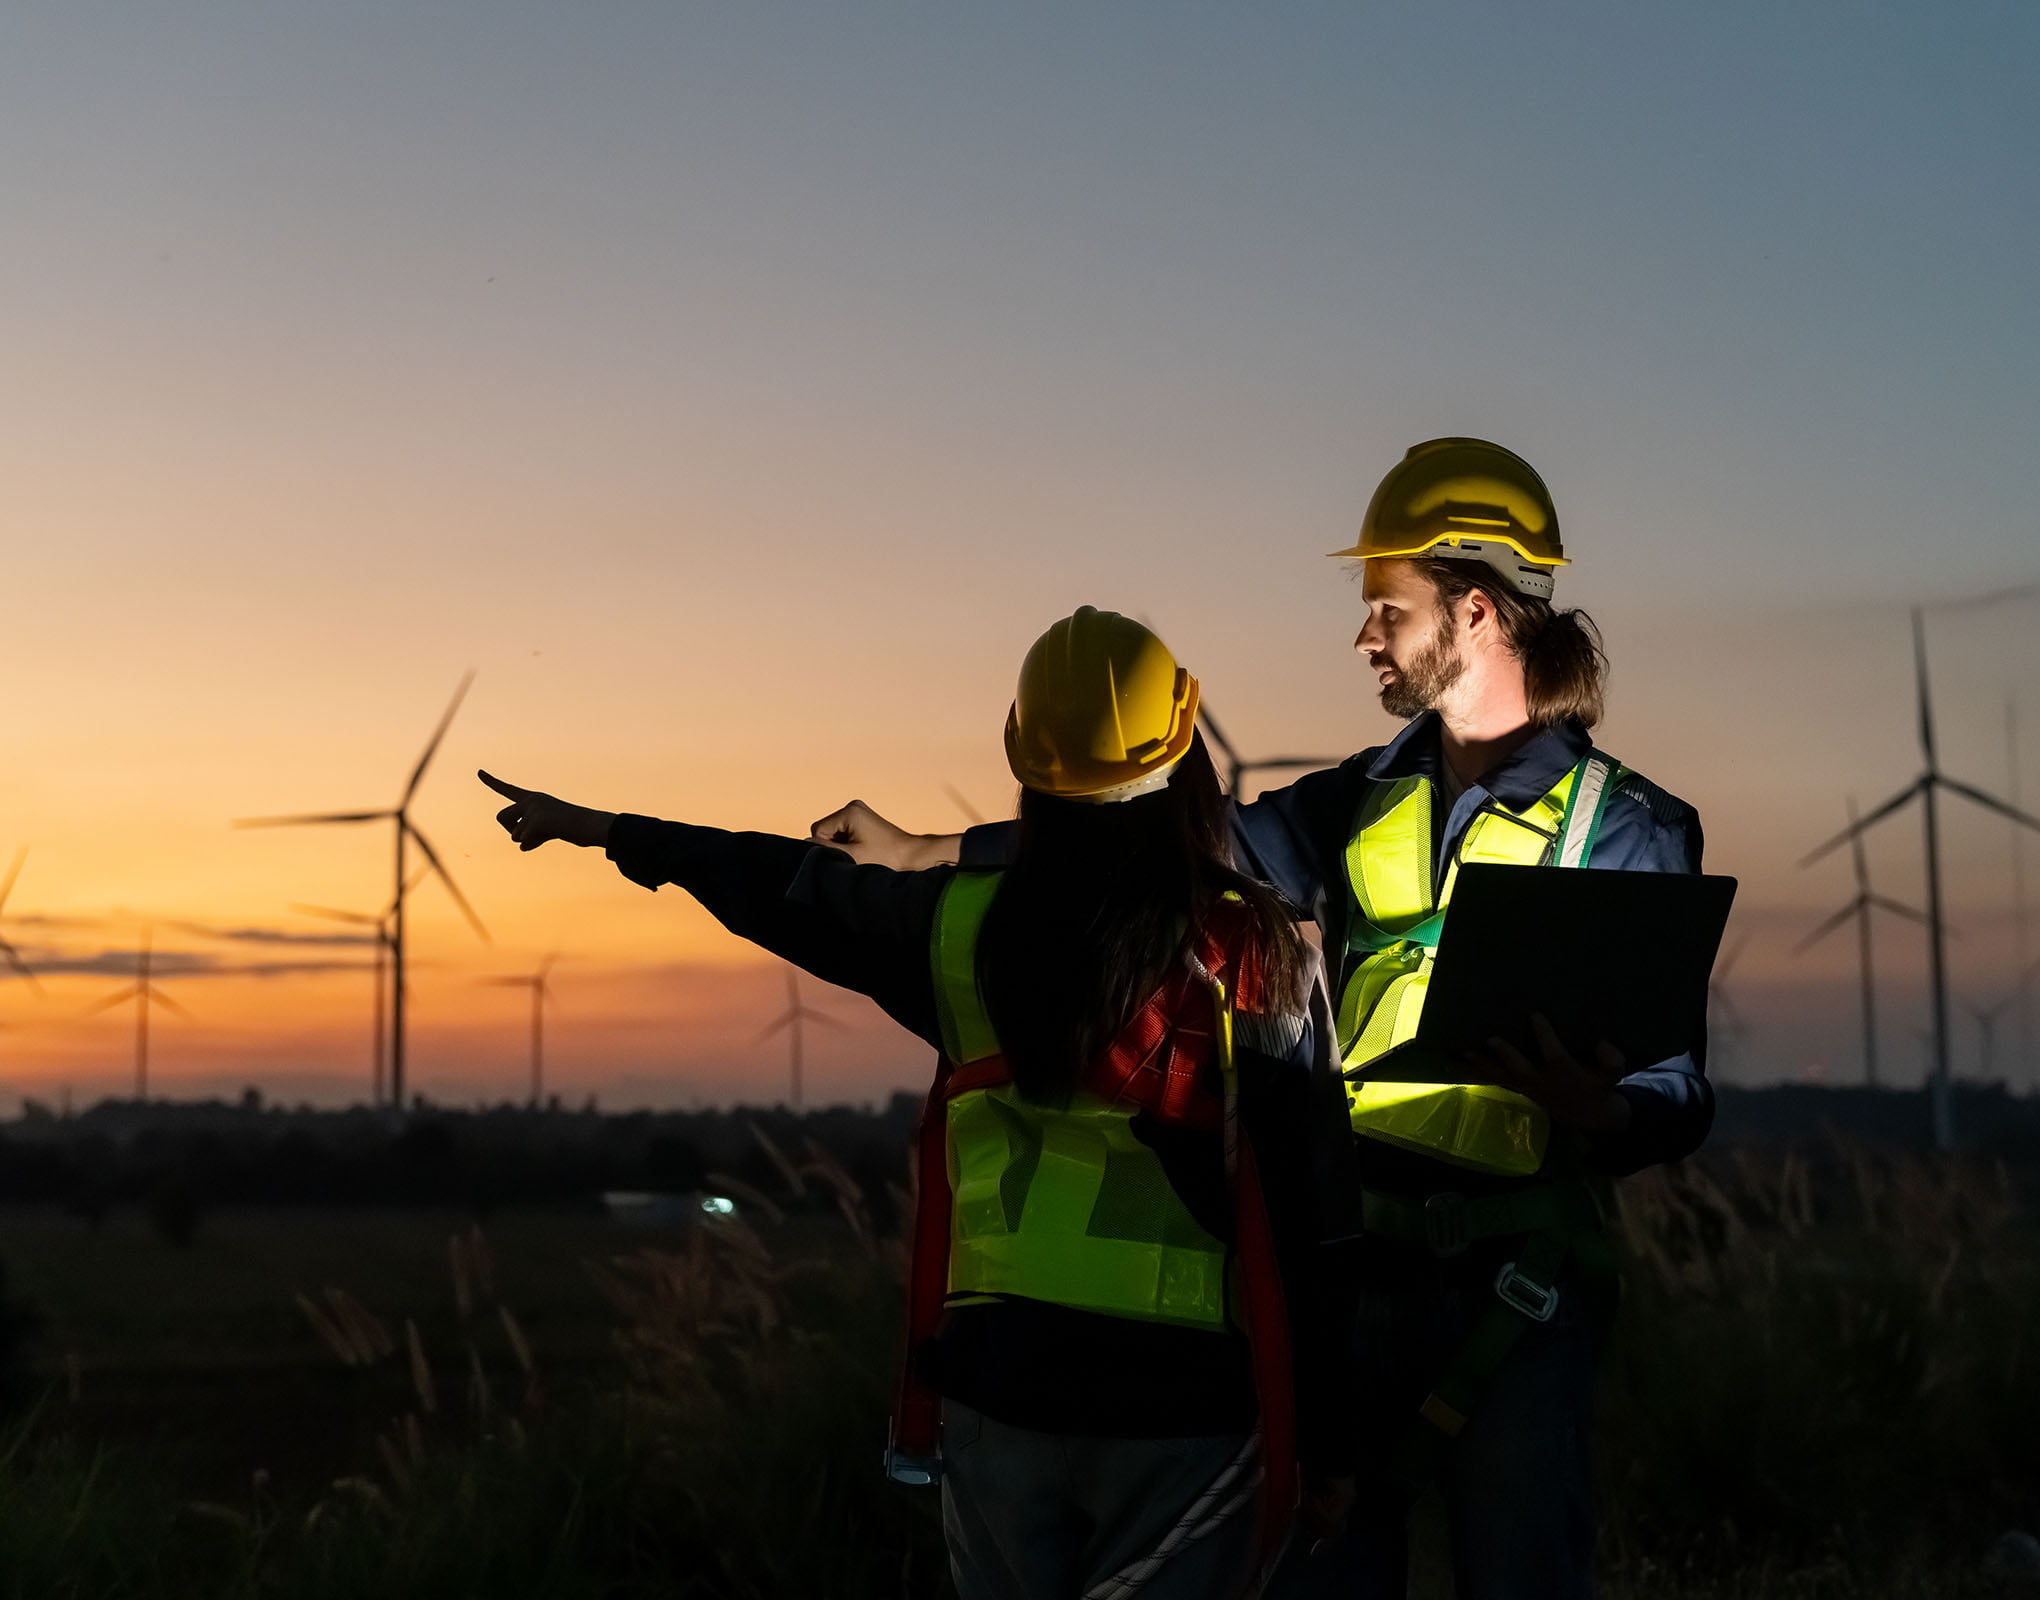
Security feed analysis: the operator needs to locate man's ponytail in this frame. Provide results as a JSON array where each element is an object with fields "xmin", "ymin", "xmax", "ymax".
[{"xmin": 1415, "ymin": 558, "xmax": 1609, "ymax": 729}]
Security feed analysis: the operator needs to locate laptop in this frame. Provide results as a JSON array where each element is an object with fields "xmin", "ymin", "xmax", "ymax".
[{"xmin": 1346, "ymin": 864, "xmax": 1739, "ymax": 1085}]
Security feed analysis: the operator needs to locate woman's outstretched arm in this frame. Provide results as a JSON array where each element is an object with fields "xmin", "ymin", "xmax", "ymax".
[{"xmin": 479, "ymin": 770, "xmax": 949, "ymax": 1047}]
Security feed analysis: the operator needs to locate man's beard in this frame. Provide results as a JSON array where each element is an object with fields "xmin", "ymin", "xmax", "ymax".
[{"xmin": 1378, "ymin": 630, "xmax": 1465, "ymax": 719}]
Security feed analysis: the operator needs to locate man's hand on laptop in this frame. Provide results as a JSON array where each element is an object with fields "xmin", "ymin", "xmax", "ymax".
[{"xmin": 1467, "ymin": 1014, "xmax": 1631, "ymax": 1134}]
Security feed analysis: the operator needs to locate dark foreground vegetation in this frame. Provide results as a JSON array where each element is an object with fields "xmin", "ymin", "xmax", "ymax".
[{"xmin": 0, "ymin": 1092, "xmax": 2036, "ymax": 1597}]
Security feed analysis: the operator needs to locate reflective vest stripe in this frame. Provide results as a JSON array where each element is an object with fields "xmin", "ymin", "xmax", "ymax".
[{"xmin": 1557, "ymin": 753, "xmax": 1620, "ymax": 869}]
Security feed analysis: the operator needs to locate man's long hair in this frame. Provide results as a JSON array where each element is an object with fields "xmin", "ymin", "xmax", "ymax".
[
  {"xmin": 1415, "ymin": 557, "xmax": 1609, "ymax": 728},
  {"xmin": 976, "ymin": 731, "xmax": 1308, "ymax": 1106}
]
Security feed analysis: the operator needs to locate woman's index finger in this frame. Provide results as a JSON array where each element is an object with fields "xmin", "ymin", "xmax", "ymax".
[{"xmin": 477, "ymin": 769, "xmax": 529, "ymax": 800}]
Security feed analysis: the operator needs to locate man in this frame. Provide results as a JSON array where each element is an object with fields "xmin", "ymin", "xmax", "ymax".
[{"xmin": 816, "ymin": 438, "xmax": 1708, "ymax": 1597}]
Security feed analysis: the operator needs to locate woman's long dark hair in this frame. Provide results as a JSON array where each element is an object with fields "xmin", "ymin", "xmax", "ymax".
[{"xmin": 976, "ymin": 730, "xmax": 1309, "ymax": 1106}]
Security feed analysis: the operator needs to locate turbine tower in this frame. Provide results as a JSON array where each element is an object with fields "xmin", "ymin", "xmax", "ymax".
[
  {"xmin": 1196, "ymin": 702, "xmax": 1341, "ymax": 801},
  {"xmin": 289, "ymin": 871, "xmax": 422, "ymax": 1108},
  {"xmin": 0, "ymin": 849, "xmax": 42, "ymax": 992},
  {"xmin": 237, "ymin": 675, "xmax": 489, "ymax": 1112},
  {"xmin": 1800, "ymin": 607, "xmax": 2040, "ymax": 1150},
  {"xmin": 1707, "ymin": 935, "xmax": 1750, "ymax": 1078},
  {"xmin": 754, "ymin": 969, "xmax": 842, "ymax": 1111},
  {"xmin": 482, "ymin": 955, "xmax": 557, "ymax": 1107},
  {"xmin": 1794, "ymin": 796, "xmax": 1929, "ymax": 1087},
  {"xmin": 2008, "ymin": 696, "xmax": 2031, "ymax": 1083},
  {"xmin": 83, "ymin": 926, "xmax": 189, "ymax": 1099}
]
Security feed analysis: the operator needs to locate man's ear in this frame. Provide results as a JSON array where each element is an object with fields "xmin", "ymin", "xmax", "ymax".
[{"xmin": 1460, "ymin": 583, "xmax": 1497, "ymax": 643}]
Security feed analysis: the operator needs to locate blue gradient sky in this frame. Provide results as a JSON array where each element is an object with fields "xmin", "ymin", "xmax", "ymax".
[{"xmin": 2, "ymin": 3, "xmax": 2036, "ymax": 1107}]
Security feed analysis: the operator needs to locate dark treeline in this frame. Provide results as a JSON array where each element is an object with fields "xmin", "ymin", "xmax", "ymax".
[
  {"xmin": 0, "ymin": 1091, "xmax": 922, "ymax": 1221},
  {"xmin": 2, "ymin": 1081, "xmax": 2038, "ymax": 1225}
]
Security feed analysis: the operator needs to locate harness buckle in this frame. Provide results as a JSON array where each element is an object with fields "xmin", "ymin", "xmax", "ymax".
[
  {"xmin": 1423, "ymin": 1192, "xmax": 1469, "ymax": 1257},
  {"xmin": 1493, "ymin": 1261, "xmax": 1559, "ymax": 1323}
]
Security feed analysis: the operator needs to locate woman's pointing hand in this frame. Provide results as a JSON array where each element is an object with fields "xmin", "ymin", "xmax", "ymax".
[{"xmin": 478, "ymin": 770, "xmax": 617, "ymax": 852}]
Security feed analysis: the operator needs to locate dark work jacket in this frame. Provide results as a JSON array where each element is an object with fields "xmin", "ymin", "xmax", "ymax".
[
  {"xmin": 604, "ymin": 820, "xmax": 1360, "ymax": 1472},
  {"xmin": 962, "ymin": 713, "xmax": 1713, "ymax": 1195}
]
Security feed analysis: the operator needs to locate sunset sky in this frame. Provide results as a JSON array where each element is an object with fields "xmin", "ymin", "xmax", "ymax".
[{"xmin": 3, "ymin": 3, "xmax": 2037, "ymax": 1110}]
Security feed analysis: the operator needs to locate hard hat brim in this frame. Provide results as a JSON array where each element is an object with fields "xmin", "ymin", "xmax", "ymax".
[{"xmin": 1326, "ymin": 531, "xmax": 1570, "ymax": 568}]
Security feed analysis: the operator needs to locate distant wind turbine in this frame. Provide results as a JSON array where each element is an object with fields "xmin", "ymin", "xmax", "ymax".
[
  {"xmin": 0, "ymin": 849, "xmax": 41, "ymax": 993},
  {"xmin": 1799, "ymin": 606, "xmax": 2040, "ymax": 1150},
  {"xmin": 754, "ymin": 969, "xmax": 843, "ymax": 1112},
  {"xmin": 481, "ymin": 954, "xmax": 558, "ymax": 1107},
  {"xmin": 237, "ymin": 675, "xmax": 489, "ymax": 1111},
  {"xmin": 1196, "ymin": 702, "xmax": 1341, "ymax": 800},
  {"xmin": 1966, "ymin": 958, "xmax": 2040, "ymax": 1085},
  {"xmin": 1795, "ymin": 796, "xmax": 1930, "ymax": 1087},
  {"xmin": 290, "ymin": 870, "xmax": 425, "ymax": 1108},
  {"xmin": 82, "ymin": 926, "xmax": 189, "ymax": 1099}
]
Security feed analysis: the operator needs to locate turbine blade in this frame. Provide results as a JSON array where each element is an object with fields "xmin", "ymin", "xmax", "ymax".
[
  {"xmin": 1798, "ymin": 779, "xmax": 1925, "ymax": 867},
  {"xmin": 402, "ymin": 671, "xmax": 476, "ymax": 806},
  {"xmin": 753, "ymin": 1013, "xmax": 795, "ymax": 1044},
  {"xmin": 147, "ymin": 988, "xmax": 193, "ymax": 1019},
  {"xmin": 235, "ymin": 810, "xmax": 394, "ymax": 829},
  {"xmin": 81, "ymin": 985, "xmax": 143, "ymax": 1017},
  {"xmin": 403, "ymin": 822, "xmax": 491, "ymax": 944},
  {"xmin": 1195, "ymin": 705, "xmax": 1243, "ymax": 766},
  {"xmin": 795, "ymin": 1007, "xmax": 847, "ymax": 1029},
  {"xmin": 288, "ymin": 902, "xmax": 381, "ymax": 926},
  {"xmin": 0, "ymin": 846, "xmax": 25, "ymax": 915},
  {"xmin": 0, "ymin": 936, "xmax": 43, "ymax": 993},
  {"xmin": 1793, "ymin": 904, "xmax": 1861, "ymax": 954},
  {"xmin": 942, "ymin": 784, "xmax": 986, "ymax": 826},
  {"xmin": 1912, "ymin": 607, "xmax": 1937, "ymax": 768},
  {"xmin": 1242, "ymin": 756, "xmax": 1342, "ymax": 775},
  {"xmin": 1866, "ymin": 893, "xmax": 1931, "ymax": 926},
  {"xmin": 1941, "ymin": 776, "xmax": 2040, "ymax": 836}
]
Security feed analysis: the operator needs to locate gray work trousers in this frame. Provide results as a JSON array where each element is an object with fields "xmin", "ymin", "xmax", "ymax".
[
  {"xmin": 941, "ymin": 1400, "xmax": 1262, "ymax": 1600},
  {"xmin": 1268, "ymin": 1259, "xmax": 1605, "ymax": 1600}
]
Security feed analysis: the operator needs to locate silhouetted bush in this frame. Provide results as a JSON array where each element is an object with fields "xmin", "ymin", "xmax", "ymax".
[{"xmin": 144, "ymin": 1174, "xmax": 201, "ymax": 1248}]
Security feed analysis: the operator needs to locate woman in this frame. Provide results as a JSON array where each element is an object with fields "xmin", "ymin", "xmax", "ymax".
[{"xmin": 480, "ymin": 607, "xmax": 1355, "ymax": 1599}]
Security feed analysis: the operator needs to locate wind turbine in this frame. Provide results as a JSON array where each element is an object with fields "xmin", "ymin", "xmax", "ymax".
[
  {"xmin": 237, "ymin": 675, "xmax": 489, "ymax": 1112},
  {"xmin": 481, "ymin": 955, "xmax": 557, "ymax": 1107},
  {"xmin": 1968, "ymin": 958, "xmax": 2040, "ymax": 1085},
  {"xmin": 0, "ymin": 849, "xmax": 42, "ymax": 993},
  {"xmin": 1794, "ymin": 797, "xmax": 1930, "ymax": 1087},
  {"xmin": 1707, "ymin": 934, "xmax": 1751, "ymax": 1078},
  {"xmin": 289, "ymin": 870, "xmax": 424, "ymax": 1108},
  {"xmin": 1799, "ymin": 607, "xmax": 2040, "ymax": 1151},
  {"xmin": 1196, "ymin": 702, "xmax": 1341, "ymax": 801},
  {"xmin": 754, "ymin": 969, "xmax": 843, "ymax": 1111},
  {"xmin": 83, "ymin": 926, "xmax": 188, "ymax": 1099}
]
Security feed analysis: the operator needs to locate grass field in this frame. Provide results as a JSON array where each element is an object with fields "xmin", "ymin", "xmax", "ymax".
[{"xmin": 0, "ymin": 1139, "xmax": 2035, "ymax": 1597}]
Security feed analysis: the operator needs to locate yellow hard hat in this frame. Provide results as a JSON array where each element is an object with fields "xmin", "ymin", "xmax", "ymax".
[
  {"xmin": 1328, "ymin": 438, "xmax": 1568, "ymax": 600},
  {"xmin": 1004, "ymin": 607, "xmax": 1200, "ymax": 802}
]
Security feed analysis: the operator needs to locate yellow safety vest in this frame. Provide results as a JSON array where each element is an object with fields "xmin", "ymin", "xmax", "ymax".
[
  {"xmin": 930, "ymin": 871, "xmax": 1234, "ymax": 1330},
  {"xmin": 1338, "ymin": 753, "xmax": 1623, "ymax": 1177}
]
